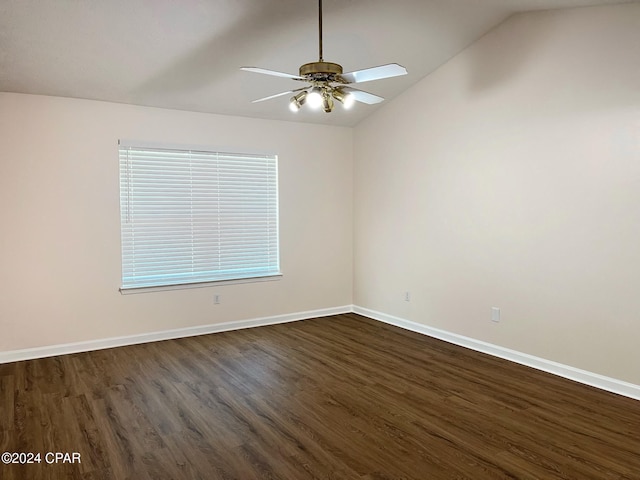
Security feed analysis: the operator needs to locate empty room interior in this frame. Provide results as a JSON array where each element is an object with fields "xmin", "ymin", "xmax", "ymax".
[{"xmin": 1, "ymin": 0, "xmax": 639, "ymax": 479}]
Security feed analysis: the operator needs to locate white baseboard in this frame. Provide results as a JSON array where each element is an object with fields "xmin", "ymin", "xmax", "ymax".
[
  {"xmin": 3, "ymin": 304, "xmax": 638, "ymax": 402},
  {"xmin": 353, "ymin": 305, "xmax": 640, "ymax": 402},
  {"xmin": 0, "ymin": 305, "xmax": 352, "ymax": 364}
]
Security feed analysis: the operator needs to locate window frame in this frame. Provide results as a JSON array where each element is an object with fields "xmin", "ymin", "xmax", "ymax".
[{"xmin": 118, "ymin": 140, "xmax": 281, "ymax": 294}]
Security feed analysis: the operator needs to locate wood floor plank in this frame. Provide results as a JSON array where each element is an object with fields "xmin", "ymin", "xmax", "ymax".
[
  {"xmin": 0, "ymin": 375, "xmax": 14, "ymax": 432},
  {"xmin": 1, "ymin": 313, "xmax": 639, "ymax": 479}
]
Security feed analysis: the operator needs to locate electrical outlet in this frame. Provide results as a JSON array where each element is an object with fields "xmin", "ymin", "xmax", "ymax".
[
  {"xmin": 214, "ymin": 294, "xmax": 221, "ymax": 304},
  {"xmin": 405, "ymin": 291, "xmax": 411, "ymax": 302},
  {"xmin": 491, "ymin": 307, "xmax": 500, "ymax": 322}
]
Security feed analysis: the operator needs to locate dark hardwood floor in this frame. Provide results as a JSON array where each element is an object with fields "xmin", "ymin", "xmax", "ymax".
[{"xmin": 1, "ymin": 313, "xmax": 639, "ymax": 479}]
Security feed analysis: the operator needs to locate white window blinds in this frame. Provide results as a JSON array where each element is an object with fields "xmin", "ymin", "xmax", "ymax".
[{"xmin": 119, "ymin": 144, "xmax": 280, "ymax": 291}]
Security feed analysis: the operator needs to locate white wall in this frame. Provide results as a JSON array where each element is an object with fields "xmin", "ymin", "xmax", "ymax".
[
  {"xmin": 354, "ymin": 4, "xmax": 640, "ymax": 384},
  {"xmin": 0, "ymin": 94, "xmax": 353, "ymax": 351}
]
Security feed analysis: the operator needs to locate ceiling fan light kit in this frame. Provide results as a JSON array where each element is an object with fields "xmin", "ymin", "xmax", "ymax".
[
  {"xmin": 332, "ymin": 88, "xmax": 355, "ymax": 109},
  {"xmin": 241, "ymin": 0, "xmax": 407, "ymax": 114},
  {"xmin": 289, "ymin": 91, "xmax": 307, "ymax": 112}
]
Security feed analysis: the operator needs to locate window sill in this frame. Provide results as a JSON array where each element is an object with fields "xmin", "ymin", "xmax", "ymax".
[{"xmin": 119, "ymin": 274, "xmax": 283, "ymax": 295}]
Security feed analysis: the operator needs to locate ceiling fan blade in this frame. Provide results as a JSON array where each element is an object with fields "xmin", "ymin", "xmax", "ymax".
[
  {"xmin": 251, "ymin": 87, "xmax": 307, "ymax": 103},
  {"xmin": 340, "ymin": 63, "xmax": 407, "ymax": 84},
  {"xmin": 241, "ymin": 67, "xmax": 304, "ymax": 81},
  {"xmin": 341, "ymin": 87, "xmax": 384, "ymax": 105}
]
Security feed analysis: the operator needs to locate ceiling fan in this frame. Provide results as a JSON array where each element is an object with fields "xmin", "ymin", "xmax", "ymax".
[{"xmin": 241, "ymin": 0, "xmax": 407, "ymax": 113}]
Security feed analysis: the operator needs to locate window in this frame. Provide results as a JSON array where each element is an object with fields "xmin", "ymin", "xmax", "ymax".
[{"xmin": 119, "ymin": 142, "xmax": 280, "ymax": 292}]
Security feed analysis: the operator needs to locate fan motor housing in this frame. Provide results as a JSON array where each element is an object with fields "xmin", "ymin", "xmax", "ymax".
[{"xmin": 299, "ymin": 61, "xmax": 343, "ymax": 77}]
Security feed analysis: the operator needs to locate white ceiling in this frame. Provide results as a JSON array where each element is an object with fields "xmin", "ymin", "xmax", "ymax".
[{"xmin": 0, "ymin": 0, "xmax": 634, "ymax": 127}]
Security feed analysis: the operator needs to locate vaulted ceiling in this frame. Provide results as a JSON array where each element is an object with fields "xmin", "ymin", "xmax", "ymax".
[{"xmin": 0, "ymin": 0, "xmax": 634, "ymax": 127}]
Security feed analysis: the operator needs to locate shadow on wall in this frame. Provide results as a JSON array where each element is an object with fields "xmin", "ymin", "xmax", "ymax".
[
  {"xmin": 462, "ymin": 12, "xmax": 554, "ymax": 95},
  {"xmin": 462, "ymin": 6, "xmax": 640, "ymax": 115}
]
